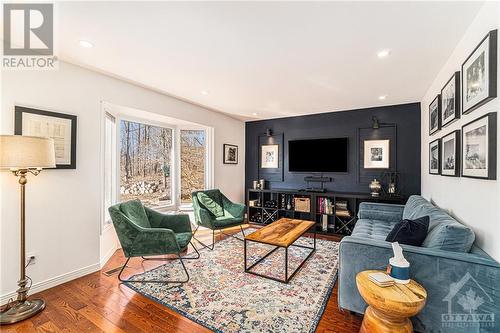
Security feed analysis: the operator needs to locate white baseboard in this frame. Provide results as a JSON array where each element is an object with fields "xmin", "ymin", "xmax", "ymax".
[
  {"xmin": 0, "ymin": 263, "xmax": 101, "ymax": 306},
  {"xmin": 99, "ymin": 245, "xmax": 117, "ymax": 268}
]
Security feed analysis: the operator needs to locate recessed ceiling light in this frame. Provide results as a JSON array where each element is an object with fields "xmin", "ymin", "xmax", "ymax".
[
  {"xmin": 377, "ymin": 49, "xmax": 391, "ymax": 58},
  {"xmin": 252, "ymin": 112, "xmax": 258, "ymax": 116},
  {"xmin": 378, "ymin": 95, "xmax": 387, "ymax": 100},
  {"xmin": 79, "ymin": 40, "xmax": 94, "ymax": 48},
  {"xmin": 201, "ymin": 90, "xmax": 209, "ymax": 95}
]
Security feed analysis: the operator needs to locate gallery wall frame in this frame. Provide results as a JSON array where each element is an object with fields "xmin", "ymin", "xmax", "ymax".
[
  {"xmin": 429, "ymin": 138, "xmax": 441, "ymax": 175},
  {"xmin": 462, "ymin": 29, "xmax": 498, "ymax": 115},
  {"xmin": 461, "ymin": 112, "xmax": 497, "ymax": 180},
  {"xmin": 258, "ymin": 133, "xmax": 284, "ymax": 182},
  {"xmin": 14, "ymin": 106, "xmax": 77, "ymax": 169},
  {"xmin": 440, "ymin": 72, "xmax": 461, "ymax": 127},
  {"xmin": 441, "ymin": 130, "xmax": 460, "ymax": 177},
  {"xmin": 429, "ymin": 95, "xmax": 441, "ymax": 135},
  {"xmin": 223, "ymin": 144, "xmax": 238, "ymax": 164}
]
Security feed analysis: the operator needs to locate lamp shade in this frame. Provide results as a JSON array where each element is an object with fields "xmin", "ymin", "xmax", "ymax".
[{"xmin": 0, "ymin": 135, "xmax": 56, "ymax": 169}]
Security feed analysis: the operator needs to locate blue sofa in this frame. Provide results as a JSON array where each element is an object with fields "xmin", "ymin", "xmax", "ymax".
[{"xmin": 339, "ymin": 195, "xmax": 500, "ymax": 333}]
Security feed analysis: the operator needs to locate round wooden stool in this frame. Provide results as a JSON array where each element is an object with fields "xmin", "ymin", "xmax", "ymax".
[{"xmin": 356, "ymin": 270, "xmax": 427, "ymax": 333}]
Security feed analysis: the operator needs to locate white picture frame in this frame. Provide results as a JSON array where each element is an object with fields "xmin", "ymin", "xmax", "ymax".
[
  {"xmin": 261, "ymin": 144, "xmax": 279, "ymax": 169},
  {"xmin": 363, "ymin": 139, "xmax": 390, "ymax": 169}
]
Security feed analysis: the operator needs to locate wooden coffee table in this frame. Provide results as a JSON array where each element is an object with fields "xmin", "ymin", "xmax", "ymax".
[
  {"xmin": 356, "ymin": 270, "xmax": 427, "ymax": 333},
  {"xmin": 244, "ymin": 218, "xmax": 316, "ymax": 283}
]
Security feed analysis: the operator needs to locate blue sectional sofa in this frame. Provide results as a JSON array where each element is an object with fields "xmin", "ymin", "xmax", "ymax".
[{"xmin": 338, "ymin": 195, "xmax": 500, "ymax": 333}]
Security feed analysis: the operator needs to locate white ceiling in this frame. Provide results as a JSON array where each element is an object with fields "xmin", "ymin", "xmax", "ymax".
[{"xmin": 56, "ymin": 1, "xmax": 484, "ymax": 121}]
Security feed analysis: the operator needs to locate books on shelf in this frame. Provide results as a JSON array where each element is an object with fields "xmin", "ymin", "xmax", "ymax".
[{"xmin": 317, "ymin": 197, "xmax": 333, "ymax": 215}]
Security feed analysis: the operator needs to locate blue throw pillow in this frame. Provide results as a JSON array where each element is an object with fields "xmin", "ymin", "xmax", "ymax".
[{"xmin": 385, "ymin": 216, "xmax": 430, "ymax": 246}]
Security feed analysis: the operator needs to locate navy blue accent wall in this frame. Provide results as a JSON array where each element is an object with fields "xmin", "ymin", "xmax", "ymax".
[{"xmin": 245, "ymin": 103, "xmax": 421, "ymax": 196}]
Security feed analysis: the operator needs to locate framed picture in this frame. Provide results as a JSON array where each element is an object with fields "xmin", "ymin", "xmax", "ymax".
[
  {"xmin": 441, "ymin": 72, "xmax": 461, "ymax": 127},
  {"xmin": 429, "ymin": 95, "xmax": 441, "ymax": 135},
  {"xmin": 462, "ymin": 30, "xmax": 497, "ymax": 114},
  {"xmin": 461, "ymin": 113, "xmax": 497, "ymax": 179},
  {"xmin": 223, "ymin": 144, "xmax": 238, "ymax": 164},
  {"xmin": 261, "ymin": 144, "xmax": 279, "ymax": 168},
  {"xmin": 14, "ymin": 106, "xmax": 77, "ymax": 169},
  {"xmin": 429, "ymin": 139, "xmax": 441, "ymax": 175},
  {"xmin": 363, "ymin": 139, "xmax": 390, "ymax": 169},
  {"xmin": 441, "ymin": 130, "xmax": 460, "ymax": 177}
]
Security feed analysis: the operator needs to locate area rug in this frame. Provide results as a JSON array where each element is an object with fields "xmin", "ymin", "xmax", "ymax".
[{"xmin": 124, "ymin": 230, "xmax": 339, "ymax": 333}]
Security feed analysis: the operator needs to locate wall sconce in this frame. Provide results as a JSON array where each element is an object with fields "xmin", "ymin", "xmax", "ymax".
[
  {"xmin": 372, "ymin": 117, "xmax": 380, "ymax": 129},
  {"xmin": 266, "ymin": 128, "xmax": 273, "ymax": 136}
]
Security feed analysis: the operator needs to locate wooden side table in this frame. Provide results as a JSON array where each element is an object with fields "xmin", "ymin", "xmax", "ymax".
[{"xmin": 356, "ymin": 270, "xmax": 427, "ymax": 333}]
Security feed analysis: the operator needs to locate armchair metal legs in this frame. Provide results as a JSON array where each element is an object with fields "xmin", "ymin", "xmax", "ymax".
[
  {"xmin": 119, "ymin": 241, "xmax": 199, "ymax": 284},
  {"xmin": 192, "ymin": 225, "xmax": 246, "ymax": 251}
]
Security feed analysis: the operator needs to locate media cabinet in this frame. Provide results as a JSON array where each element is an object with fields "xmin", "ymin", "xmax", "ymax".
[{"xmin": 247, "ymin": 188, "xmax": 406, "ymax": 237}]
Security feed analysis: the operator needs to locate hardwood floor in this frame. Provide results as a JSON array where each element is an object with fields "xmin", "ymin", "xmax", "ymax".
[{"xmin": 1, "ymin": 226, "xmax": 362, "ymax": 333}]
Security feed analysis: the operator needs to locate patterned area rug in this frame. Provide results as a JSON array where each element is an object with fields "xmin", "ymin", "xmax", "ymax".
[{"xmin": 124, "ymin": 229, "xmax": 339, "ymax": 333}]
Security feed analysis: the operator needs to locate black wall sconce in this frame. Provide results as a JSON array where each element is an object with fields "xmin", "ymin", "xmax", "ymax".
[
  {"xmin": 372, "ymin": 116, "xmax": 380, "ymax": 129},
  {"xmin": 266, "ymin": 128, "xmax": 273, "ymax": 136}
]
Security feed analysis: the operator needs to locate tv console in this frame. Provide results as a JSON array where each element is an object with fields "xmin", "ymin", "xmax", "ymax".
[{"xmin": 247, "ymin": 188, "xmax": 406, "ymax": 237}]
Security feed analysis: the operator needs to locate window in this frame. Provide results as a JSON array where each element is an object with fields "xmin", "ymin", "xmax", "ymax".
[
  {"xmin": 103, "ymin": 112, "xmax": 116, "ymax": 226},
  {"xmin": 120, "ymin": 119, "xmax": 173, "ymax": 208},
  {"xmin": 180, "ymin": 129, "xmax": 206, "ymax": 203}
]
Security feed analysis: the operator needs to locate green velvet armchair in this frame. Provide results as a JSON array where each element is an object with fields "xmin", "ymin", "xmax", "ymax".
[
  {"xmin": 191, "ymin": 189, "xmax": 246, "ymax": 250},
  {"xmin": 108, "ymin": 199, "xmax": 199, "ymax": 284}
]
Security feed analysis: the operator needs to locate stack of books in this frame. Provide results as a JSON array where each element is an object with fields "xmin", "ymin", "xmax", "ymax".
[
  {"xmin": 317, "ymin": 197, "xmax": 333, "ymax": 215},
  {"xmin": 335, "ymin": 200, "xmax": 351, "ymax": 217},
  {"xmin": 368, "ymin": 272, "xmax": 395, "ymax": 287}
]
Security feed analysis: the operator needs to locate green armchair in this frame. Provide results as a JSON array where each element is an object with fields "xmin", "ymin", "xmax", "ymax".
[
  {"xmin": 191, "ymin": 189, "xmax": 246, "ymax": 250},
  {"xmin": 108, "ymin": 199, "xmax": 199, "ymax": 284}
]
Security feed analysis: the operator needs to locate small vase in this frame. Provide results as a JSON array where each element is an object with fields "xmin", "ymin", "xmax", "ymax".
[{"xmin": 369, "ymin": 179, "xmax": 382, "ymax": 197}]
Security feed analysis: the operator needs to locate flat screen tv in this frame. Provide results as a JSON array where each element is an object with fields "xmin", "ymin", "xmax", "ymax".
[{"xmin": 288, "ymin": 137, "xmax": 348, "ymax": 172}]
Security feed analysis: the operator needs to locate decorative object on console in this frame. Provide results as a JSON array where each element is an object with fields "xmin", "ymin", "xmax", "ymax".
[
  {"xmin": 440, "ymin": 72, "xmax": 460, "ymax": 127},
  {"xmin": 369, "ymin": 179, "xmax": 382, "ymax": 197},
  {"xmin": 0, "ymin": 135, "xmax": 55, "ymax": 324},
  {"xmin": 462, "ymin": 30, "xmax": 497, "ymax": 114},
  {"xmin": 441, "ymin": 130, "xmax": 460, "ymax": 177},
  {"xmin": 461, "ymin": 112, "xmax": 497, "ymax": 179},
  {"xmin": 223, "ymin": 144, "xmax": 238, "ymax": 164},
  {"xmin": 15, "ymin": 106, "xmax": 77, "ymax": 169},
  {"xmin": 381, "ymin": 171, "xmax": 400, "ymax": 196},
  {"xmin": 429, "ymin": 139, "xmax": 441, "ymax": 175},
  {"xmin": 252, "ymin": 180, "xmax": 259, "ymax": 189},
  {"xmin": 261, "ymin": 144, "xmax": 279, "ymax": 168},
  {"xmin": 294, "ymin": 197, "xmax": 311, "ymax": 213},
  {"xmin": 258, "ymin": 179, "xmax": 266, "ymax": 189},
  {"xmin": 429, "ymin": 95, "xmax": 441, "ymax": 135},
  {"xmin": 363, "ymin": 139, "xmax": 390, "ymax": 169}
]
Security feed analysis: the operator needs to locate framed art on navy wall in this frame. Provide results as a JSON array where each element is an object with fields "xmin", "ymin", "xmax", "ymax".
[
  {"xmin": 441, "ymin": 130, "xmax": 460, "ymax": 177},
  {"xmin": 14, "ymin": 106, "xmax": 77, "ymax": 169},
  {"xmin": 429, "ymin": 139, "xmax": 441, "ymax": 175},
  {"xmin": 429, "ymin": 95, "xmax": 441, "ymax": 135},
  {"xmin": 461, "ymin": 113, "xmax": 497, "ymax": 180},
  {"xmin": 462, "ymin": 30, "xmax": 497, "ymax": 115},
  {"xmin": 440, "ymin": 72, "xmax": 460, "ymax": 127}
]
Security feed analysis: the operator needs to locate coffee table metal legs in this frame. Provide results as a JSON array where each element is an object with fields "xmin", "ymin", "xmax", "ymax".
[{"xmin": 244, "ymin": 228, "xmax": 316, "ymax": 283}]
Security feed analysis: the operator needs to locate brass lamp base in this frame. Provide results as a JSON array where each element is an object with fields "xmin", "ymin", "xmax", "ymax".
[{"xmin": 0, "ymin": 299, "xmax": 45, "ymax": 325}]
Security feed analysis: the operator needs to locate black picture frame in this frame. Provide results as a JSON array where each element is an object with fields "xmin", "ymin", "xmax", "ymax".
[
  {"xmin": 429, "ymin": 138, "xmax": 441, "ymax": 175},
  {"xmin": 441, "ymin": 130, "xmax": 460, "ymax": 177},
  {"xmin": 14, "ymin": 106, "xmax": 77, "ymax": 169},
  {"xmin": 223, "ymin": 144, "xmax": 238, "ymax": 164},
  {"xmin": 440, "ymin": 72, "xmax": 461, "ymax": 127},
  {"xmin": 462, "ymin": 30, "xmax": 497, "ymax": 115},
  {"xmin": 461, "ymin": 113, "xmax": 497, "ymax": 180},
  {"xmin": 429, "ymin": 94, "xmax": 441, "ymax": 135}
]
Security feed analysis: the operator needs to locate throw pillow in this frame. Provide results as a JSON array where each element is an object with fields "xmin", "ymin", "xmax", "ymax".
[{"xmin": 385, "ymin": 216, "xmax": 430, "ymax": 246}]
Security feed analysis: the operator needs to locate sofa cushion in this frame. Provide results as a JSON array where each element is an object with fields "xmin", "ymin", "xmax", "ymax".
[
  {"xmin": 120, "ymin": 199, "xmax": 150, "ymax": 228},
  {"xmin": 385, "ymin": 216, "xmax": 429, "ymax": 246},
  {"xmin": 197, "ymin": 190, "xmax": 224, "ymax": 217},
  {"xmin": 403, "ymin": 195, "xmax": 475, "ymax": 252},
  {"xmin": 351, "ymin": 219, "xmax": 397, "ymax": 241}
]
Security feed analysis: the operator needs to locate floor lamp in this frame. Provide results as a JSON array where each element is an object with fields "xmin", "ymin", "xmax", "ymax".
[{"xmin": 0, "ymin": 135, "xmax": 55, "ymax": 324}]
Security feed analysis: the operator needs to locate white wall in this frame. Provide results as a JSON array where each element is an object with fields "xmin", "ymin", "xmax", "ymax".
[
  {"xmin": 0, "ymin": 61, "xmax": 245, "ymax": 299},
  {"xmin": 421, "ymin": 2, "xmax": 500, "ymax": 261}
]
